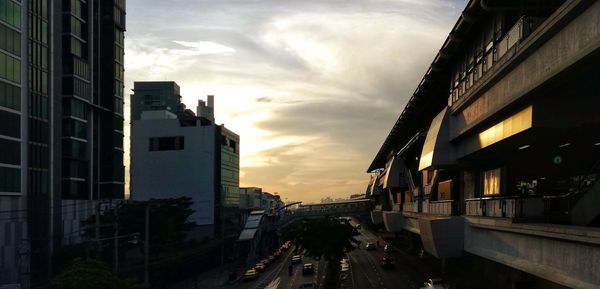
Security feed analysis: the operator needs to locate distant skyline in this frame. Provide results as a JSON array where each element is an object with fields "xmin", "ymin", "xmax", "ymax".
[{"xmin": 124, "ymin": 0, "xmax": 466, "ymax": 203}]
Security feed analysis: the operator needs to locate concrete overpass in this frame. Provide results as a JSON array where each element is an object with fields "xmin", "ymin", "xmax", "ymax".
[{"xmin": 278, "ymin": 199, "xmax": 372, "ymax": 228}]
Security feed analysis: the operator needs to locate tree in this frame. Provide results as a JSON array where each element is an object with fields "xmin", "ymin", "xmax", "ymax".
[
  {"xmin": 283, "ymin": 217, "xmax": 360, "ymax": 288},
  {"xmin": 47, "ymin": 258, "xmax": 137, "ymax": 289},
  {"xmin": 82, "ymin": 197, "xmax": 196, "ymax": 257}
]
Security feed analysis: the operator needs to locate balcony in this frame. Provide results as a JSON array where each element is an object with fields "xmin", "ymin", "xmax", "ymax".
[
  {"xmin": 402, "ymin": 201, "xmax": 419, "ymax": 213},
  {"xmin": 465, "ymin": 196, "xmax": 544, "ymax": 220},
  {"xmin": 428, "ymin": 200, "xmax": 455, "ymax": 216},
  {"xmin": 448, "ymin": 16, "xmax": 544, "ymax": 107},
  {"xmin": 382, "ymin": 210, "xmax": 403, "ymax": 233}
]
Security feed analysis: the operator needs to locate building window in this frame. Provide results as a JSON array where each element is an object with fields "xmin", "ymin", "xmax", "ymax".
[
  {"xmin": 0, "ymin": 52, "xmax": 20, "ymax": 83},
  {"xmin": 63, "ymin": 98, "xmax": 87, "ymax": 119},
  {"xmin": 0, "ymin": 24, "xmax": 21, "ymax": 55},
  {"xmin": 229, "ymin": 139, "xmax": 237, "ymax": 152},
  {"xmin": 483, "ymin": 168, "xmax": 501, "ymax": 196},
  {"xmin": 149, "ymin": 136, "xmax": 184, "ymax": 151},
  {"xmin": 0, "ymin": 80, "xmax": 20, "ymax": 111},
  {"xmin": 0, "ymin": 1, "xmax": 21, "ymax": 29},
  {"xmin": 0, "ymin": 166, "xmax": 20, "ymax": 193}
]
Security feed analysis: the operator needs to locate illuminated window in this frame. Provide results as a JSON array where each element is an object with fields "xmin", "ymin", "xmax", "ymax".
[
  {"xmin": 478, "ymin": 106, "xmax": 532, "ymax": 148},
  {"xmin": 483, "ymin": 168, "xmax": 501, "ymax": 196}
]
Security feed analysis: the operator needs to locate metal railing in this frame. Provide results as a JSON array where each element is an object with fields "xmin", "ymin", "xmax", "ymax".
[
  {"xmin": 428, "ymin": 200, "xmax": 455, "ymax": 216},
  {"xmin": 465, "ymin": 196, "xmax": 544, "ymax": 219},
  {"xmin": 402, "ymin": 202, "xmax": 419, "ymax": 213},
  {"xmin": 448, "ymin": 16, "xmax": 544, "ymax": 106}
]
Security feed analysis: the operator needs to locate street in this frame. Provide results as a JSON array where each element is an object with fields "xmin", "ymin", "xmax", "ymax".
[
  {"xmin": 228, "ymin": 246, "xmax": 324, "ymax": 289},
  {"xmin": 224, "ymin": 217, "xmax": 429, "ymax": 289},
  {"xmin": 348, "ymin": 219, "xmax": 424, "ymax": 289}
]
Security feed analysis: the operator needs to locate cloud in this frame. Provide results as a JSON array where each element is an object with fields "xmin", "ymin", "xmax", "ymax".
[
  {"xmin": 172, "ymin": 40, "xmax": 236, "ymax": 55},
  {"xmin": 124, "ymin": 0, "xmax": 465, "ymax": 202},
  {"xmin": 256, "ymin": 97, "xmax": 272, "ymax": 103}
]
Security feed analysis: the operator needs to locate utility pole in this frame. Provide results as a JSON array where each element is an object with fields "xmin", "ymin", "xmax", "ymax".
[
  {"xmin": 96, "ymin": 201, "xmax": 101, "ymax": 257},
  {"xmin": 144, "ymin": 204, "xmax": 150, "ymax": 287},
  {"xmin": 220, "ymin": 209, "xmax": 225, "ymax": 274},
  {"xmin": 113, "ymin": 204, "xmax": 119, "ymax": 274}
]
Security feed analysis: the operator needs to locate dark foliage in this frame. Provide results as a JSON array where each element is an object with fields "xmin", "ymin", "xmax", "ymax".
[
  {"xmin": 47, "ymin": 258, "xmax": 137, "ymax": 289},
  {"xmin": 82, "ymin": 197, "xmax": 196, "ymax": 255},
  {"xmin": 284, "ymin": 217, "xmax": 360, "ymax": 262}
]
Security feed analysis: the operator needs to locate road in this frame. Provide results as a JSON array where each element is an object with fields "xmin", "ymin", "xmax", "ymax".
[
  {"xmin": 228, "ymin": 218, "xmax": 428, "ymax": 289},
  {"xmin": 230, "ymin": 246, "xmax": 325, "ymax": 289},
  {"xmin": 348, "ymin": 219, "xmax": 425, "ymax": 289}
]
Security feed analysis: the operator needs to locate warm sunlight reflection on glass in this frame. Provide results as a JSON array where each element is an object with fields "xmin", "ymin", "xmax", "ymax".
[{"xmin": 478, "ymin": 106, "xmax": 532, "ymax": 149}]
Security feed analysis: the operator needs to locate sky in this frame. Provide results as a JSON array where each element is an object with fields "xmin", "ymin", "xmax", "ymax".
[{"xmin": 124, "ymin": 0, "xmax": 466, "ymax": 203}]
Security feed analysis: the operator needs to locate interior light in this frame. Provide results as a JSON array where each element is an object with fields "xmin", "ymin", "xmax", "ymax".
[
  {"xmin": 559, "ymin": 143, "xmax": 571, "ymax": 148},
  {"xmin": 594, "ymin": 142, "xmax": 600, "ymax": 146},
  {"xmin": 518, "ymin": 145, "xmax": 530, "ymax": 150}
]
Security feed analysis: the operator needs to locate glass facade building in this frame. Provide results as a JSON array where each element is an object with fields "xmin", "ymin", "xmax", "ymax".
[{"xmin": 0, "ymin": 0, "xmax": 126, "ymax": 287}]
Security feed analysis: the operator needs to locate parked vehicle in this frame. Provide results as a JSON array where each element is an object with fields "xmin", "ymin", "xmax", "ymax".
[
  {"xmin": 291, "ymin": 255, "xmax": 302, "ymax": 264},
  {"xmin": 268, "ymin": 255, "xmax": 276, "ymax": 262},
  {"xmin": 302, "ymin": 263, "xmax": 315, "ymax": 275},
  {"xmin": 253, "ymin": 263, "xmax": 265, "ymax": 272},
  {"xmin": 261, "ymin": 258, "xmax": 271, "ymax": 266},
  {"xmin": 242, "ymin": 269, "xmax": 259, "ymax": 281},
  {"xmin": 365, "ymin": 242, "xmax": 376, "ymax": 250}
]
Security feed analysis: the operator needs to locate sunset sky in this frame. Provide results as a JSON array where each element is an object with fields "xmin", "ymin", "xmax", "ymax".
[{"xmin": 124, "ymin": 0, "xmax": 466, "ymax": 203}]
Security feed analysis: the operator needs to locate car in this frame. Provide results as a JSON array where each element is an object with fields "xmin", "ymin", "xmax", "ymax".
[
  {"xmin": 354, "ymin": 224, "xmax": 361, "ymax": 229},
  {"xmin": 340, "ymin": 263, "xmax": 350, "ymax": 272},
  {"xmin": 261, "ymin": 258, "xmax": 271, "ymax": 266},
  {"xmin": 253, "ymin": 263, "xmax": 265, "ymax": 272},
  {"xmin": 380, "ymin": 256, "xmax": 394, "ymax": 268},
  {"xmin": 365, "ymin": 242, "xmax": 376, "ymax": 250},
  {"xmin": 242, "ymin": 269, "xmax": 259, "ymax": 281},
  {"xmin": 281, "ymin": 241, "xmax": 292, "ymax": 251},
  {"xmin": 340, "ymin": 258, "xmax": 350, "ymax": 272},
  {"xmin": 302, "ymin": 263, "xmax": 315, "ymax": 275},
  {"xmin": 298, "ymin": 283, "xmax": 317, "ymax": 289},
  {"xmin": 268, "ymin": 255, "xmax": 276, "ymax": 262},
  {"xmin": 383, "ymin": 244, "xmax": 394, "ymax": 253},
  {"xmin": 421, "ymin": 278, "xmax": 446, "ymax": 289},
  {"xmin": 291, "ymin": 255, "xmax": 302, "ymax": 264}
]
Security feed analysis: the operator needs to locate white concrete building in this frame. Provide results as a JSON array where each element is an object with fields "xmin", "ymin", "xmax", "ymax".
[{"xmin": 131, "ymin": 90, "xmax": 241, "ymax": 240}]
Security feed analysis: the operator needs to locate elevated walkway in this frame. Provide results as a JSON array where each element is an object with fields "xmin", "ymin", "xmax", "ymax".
[{"xmin": 278, "ymin": 199, "xmax": 371, "ymax": 228}]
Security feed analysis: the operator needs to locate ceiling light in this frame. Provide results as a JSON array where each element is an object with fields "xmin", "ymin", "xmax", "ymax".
[
  {"xmin": 518, "ymin": 145, "xmax": 530, "ymax": 150},
  {"xmin": 559, "ymin": 143, "xmax": 571, "ymax": 148},
  {"xmin": 594, "ymin": 142, "xmax": 600, "ymax": 146}
]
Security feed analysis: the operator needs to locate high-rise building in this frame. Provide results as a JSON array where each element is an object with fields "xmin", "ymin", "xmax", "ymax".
[
  {"xmin": 131, "ymin": 81, "xmax": 183, "ymax": 121},
  {"xmin": 131, "ymin": 89, "xmax": 240, "ymax": 240},
  {"xmin": 0, "ymin": 1, "xmax": 125, "ymax": 287}
]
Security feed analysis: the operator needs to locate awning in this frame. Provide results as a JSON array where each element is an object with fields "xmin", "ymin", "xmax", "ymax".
[
  {"xmin": 373, "ymin": 172, "xmax": 386, "ymax": 195},
  {"xmin": 382, "ymin": 156, "xmax": 407, "ymax": 189},
  {"xmin": 365, "ymin": 174, "xmax": 376, "ymax": 197},
  {"xmin": 419, "ymin": 108, "xmax": 456, "ymax": 171},
  {"xmin": 238, "ymin": 228, "xmax": 258, "ymax": 241}
]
